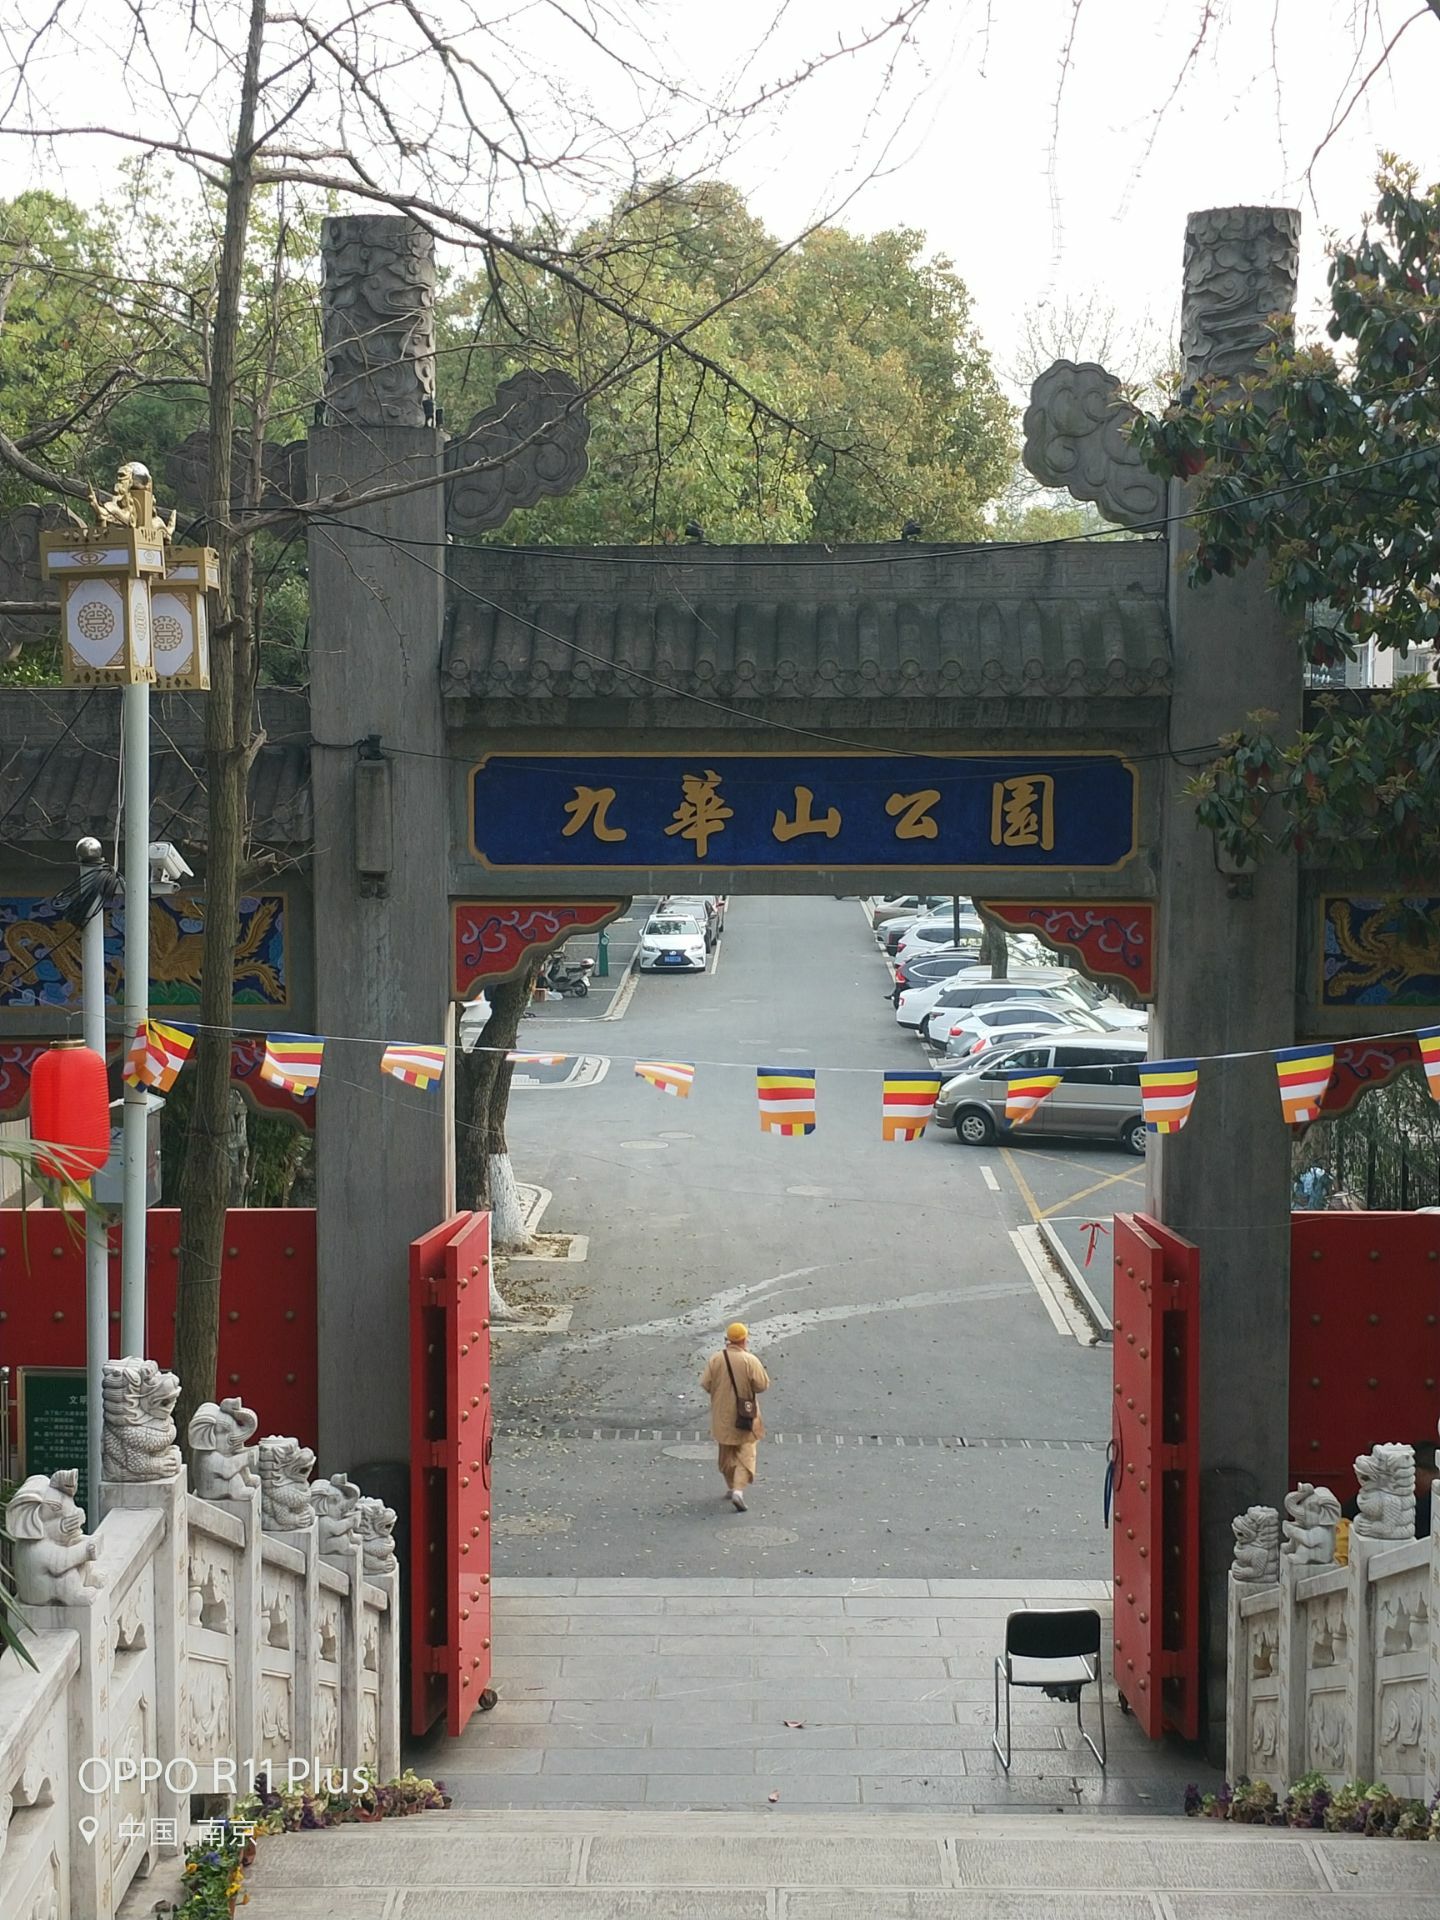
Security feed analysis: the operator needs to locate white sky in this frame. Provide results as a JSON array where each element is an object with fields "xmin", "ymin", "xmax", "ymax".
[
  {"xmin": 658, "ymin": 0, "xmax": 1440, "ymax": 382},
  {"xmin": 7, "ymin": 0, "xmax": 1440, "ymax": 389}
]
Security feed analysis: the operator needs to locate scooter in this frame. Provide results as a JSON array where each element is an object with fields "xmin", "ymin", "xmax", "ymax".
[{"xmin": 542, "ymin": 954, "xmax": 594, "ymax": 998}]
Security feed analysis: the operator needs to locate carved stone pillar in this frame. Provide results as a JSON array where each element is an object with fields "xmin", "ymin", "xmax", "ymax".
[
  {"xmin": 310, "ymin": 217, "xmax": 450, "ymax": 1523},
  {"xmin": 1151, "ymin": 205, "xmax": 1302, "ymax": 1759},
  {"xmin": 320, "ymin": 216, "xmax": 437, "ymax": 427}
]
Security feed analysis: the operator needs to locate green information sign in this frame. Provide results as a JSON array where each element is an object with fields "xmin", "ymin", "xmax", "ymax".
[{"xmin": 18, "ymin": 1367, "xmax": 90, "ymax": 1522}]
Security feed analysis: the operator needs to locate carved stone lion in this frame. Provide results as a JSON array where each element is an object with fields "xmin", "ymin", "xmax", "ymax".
[
  {"xmin": 1353, "ymin": 1443, "xmax": 1416, "ymax": 1542},
  {"xmin": 188, "ymin": 1397, "xmax": 261, "ymax": 1502},
  {"xmin": 356, "ymin": 1496, "xmax": 398, "ymax": 1578},
  {"xmin": 5, "ymin": 1471, "xmax": 102, "ymax": 1606},
  {"xmin": 101, "ymin": 1357, "xmax": 182, "ymax": 1483},
  {"xmin": 1020, "ymin": 360, "xmax": 1165, "ymax": 529},
  {"xmin": 313, "ymin": 1472, "xmax": 361, "ymax": 1560},
  {"xmin": 1282, "ymin": 1483, "xmax": 1341, "ymax": 1565},
  {"xmin": 1230, "ymin": 1506, "xmax": 1280, "ymax": 1585},
  {"xmin": 258, "ymin": 1437, "xmax": 317, "ymax": 1534}
]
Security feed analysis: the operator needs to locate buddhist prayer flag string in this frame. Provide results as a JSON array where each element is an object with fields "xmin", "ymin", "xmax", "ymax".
[
  {"xmin": 1418, "ymin": 1028, "xmax": 1440, "ymax": 1103},
  {"xmin": 635, "ymin": 1061, "xmax": 695, "ymax": 1098},
  {"xmin": 1004, "ymin": 1072, "xmax": 1062, "ymax": 1128},
  {"xmin": 260, "ymin": 1033, "xmax": 324, "ymax": 1098},
  {"xmin": 1140, "ymin": 1059, "xmax": 1199, "ymax": 1135},
  {"xmin": 1274, "ymin": 1045, "xmax": 1334, "ymax": 1126},
  {"xmin": 380, "ymin": 1043, "xmax": 446, "ymax": 1090},
  {"xmin": 757, "ymin": 1067, "xmax": 816, "ymax": 1136},
  {"xmin": 881, "ymin": 1071, "xmax": 942, "ymax": 1141},
  {"xmin": 124, "ymin": 1019, "xmax": 195, "ymax": 1093}
]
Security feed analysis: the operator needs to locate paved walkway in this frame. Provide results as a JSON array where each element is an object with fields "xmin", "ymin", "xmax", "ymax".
[
  {"xmin": 406, "ymin": 1577, "xmax": 1211, "ymax": 1814},
  {"xmin": 239, "ymin": 1809, "xmax": 1440, "ymax": 1917}
]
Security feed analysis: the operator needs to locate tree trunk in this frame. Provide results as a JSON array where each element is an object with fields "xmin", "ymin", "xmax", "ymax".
[
  {"xmin": 173, "ymin": 0, "xmax": 267, "ymax": 1453},
  {"xmin": 455, "ymin": 968, "xmax": 537, "ymax": 1316},
  {"xmin": 987, "ymin": 928, "xmax": 1009, "ymax": 979}
]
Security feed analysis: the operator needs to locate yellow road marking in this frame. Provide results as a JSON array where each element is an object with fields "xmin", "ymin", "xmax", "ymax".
[
  {"xmin": 998, "ymin": 1147, "xmax": 1045, "ymax": 1225},
  {"xmin": 1039, "ymin": 1166, "xmax": 1142, "ymax": 1219},
  {"xmin": 1019, "ymin": 1146, "xmax": 1144, "ymax": 1182}
]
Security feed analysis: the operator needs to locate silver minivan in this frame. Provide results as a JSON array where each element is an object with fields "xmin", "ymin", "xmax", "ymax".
[{"xmin": 935, "ymin": 1031, "xmax": 1149, "ymax": 1155}]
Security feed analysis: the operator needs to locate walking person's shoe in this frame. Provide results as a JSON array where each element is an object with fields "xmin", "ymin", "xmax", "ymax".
[{"xmin": 729, "ymin": 1487, "xmax": 747, "ymax": 1510}]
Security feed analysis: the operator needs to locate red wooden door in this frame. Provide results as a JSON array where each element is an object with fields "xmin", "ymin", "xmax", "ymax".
[
  {"xmin": 409, "ymin": 1210, "xmax": 494, "ymax": 1738},
  {"xmin": 1111, "ymin": 1211, "xmax": 1200, "ymax": 1741}
]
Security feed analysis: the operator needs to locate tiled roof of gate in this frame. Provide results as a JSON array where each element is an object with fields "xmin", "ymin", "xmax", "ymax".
[
  {"xmin": 0, "ymin": 691, "xmax": 310, "ymax": 847},
  {"xmin": 443, "ymin": 540, "xmax": 1171, "ymax": 703}
]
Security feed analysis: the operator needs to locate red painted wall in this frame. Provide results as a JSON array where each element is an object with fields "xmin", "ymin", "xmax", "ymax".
[
  {"xmin": 0, "ymin": 1208, "xmax": 317, "ymax": 1450},
  {"xmin": 1290, "ymin": 1210, "xmax": 1440, "ymax": 1496}
]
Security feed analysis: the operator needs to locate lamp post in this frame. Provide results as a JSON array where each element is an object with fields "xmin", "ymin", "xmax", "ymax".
[
  {"xmin": 76, "ymin": 836, "xmax": 110, "ymax": 1510},
  {"xmin": 42, "ymin": 465, "xmax": 215, "ymax": 1364}
]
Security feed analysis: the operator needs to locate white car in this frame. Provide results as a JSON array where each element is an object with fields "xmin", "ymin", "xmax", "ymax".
[
  {"xmin": 898, "ymin": 971, "xmax": 1093, "ymax": 1034},
  {"xmin": 869, "ymin": 893, "xmax": 957, "ymax": 926},
  {"xmin": 893, "ymin": 914, "xmax": 987, "ymax": 965},
  {"xmin": 928, "ymin": 1000, "xmax": 1112, "ymax": 1060},
  {"xmin": 637, "ymin": 914, "xmax": 707, "ymax": 972}
]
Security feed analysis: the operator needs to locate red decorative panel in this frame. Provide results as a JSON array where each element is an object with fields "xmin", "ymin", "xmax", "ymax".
[
  {"xmin": 452, "ymin": 900, "xmax": 623, "ymax": 995},
  {"xmin": 977, "ymin": 901, "xmax": 1153, "ymax": 1001},
  {"xmin": 409, "ymin": 1210, "xmax": 493, "ymax": 1739},
  {"xmin": 1111, "ymin": 1211, "xmax": 1200, "ymax": 1742},
  {"xmin": 0, "ymin": 1208, "xmax": 318, "ymax": 1446},
  {"xmin": 0, "ymin": 1038, "xmax": 314, "ymax": 1130},
  {"xmin": 1290, "ymin": 1210, "xmax": 1440, "ymax": 1494},
  {"xmin": 1320, "ymin": 1036, "xmax": 1422, "ymax": 1119}
]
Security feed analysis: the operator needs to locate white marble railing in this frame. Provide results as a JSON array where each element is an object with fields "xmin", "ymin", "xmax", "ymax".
[
  {"xmin": 1227, "ymin": 1479, "xmax": 1437, "ymax": 1799},
  {"xmin": 0, "ymin": 1361, "xmax": 400, "ymax": 1920}
]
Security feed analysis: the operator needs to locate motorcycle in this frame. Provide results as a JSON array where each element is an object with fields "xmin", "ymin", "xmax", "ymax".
[{"xmin": 542, "ymin": 953, "xmax": 594, "ymax": 998}]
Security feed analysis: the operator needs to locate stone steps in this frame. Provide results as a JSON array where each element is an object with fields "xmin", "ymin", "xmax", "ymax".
[{"xmin": 234, "ymin": 1809, "xmax": 1440, "ymax": 1918}]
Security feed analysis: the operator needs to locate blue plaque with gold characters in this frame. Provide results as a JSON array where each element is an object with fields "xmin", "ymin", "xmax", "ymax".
[{"xmin": 469, "ymin": 752, "xmax": 1138, "ymax": 872}]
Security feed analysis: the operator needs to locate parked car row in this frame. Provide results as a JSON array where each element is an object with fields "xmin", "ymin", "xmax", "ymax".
[
  {"xmin": 863, "ymin": 895, "xmax": 1150, "ymax": 1153},
  {"xmin": 638, "ymin": 894, "xmax": 727, "ymax": 972}
]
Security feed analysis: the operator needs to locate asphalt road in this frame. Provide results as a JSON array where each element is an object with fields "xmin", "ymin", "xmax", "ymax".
[{"xmin": 494, "ymin": 896, "xmax": 1138, "ymax": 1580}]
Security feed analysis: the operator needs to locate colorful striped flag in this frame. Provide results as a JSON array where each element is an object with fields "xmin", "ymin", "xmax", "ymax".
[
  {"xmin": 1274, "ymin": 1045, "xmax": 1334, "ymax": 1125},
  {"xmin": 1418, "ymin": 1027, "xmax": 1440, "ymax": 1103},
  {"xmin": 381, "ymin": 1043, "xmax": 446, "ymax": 1090},
  {"xmin": 881, "ymin": 1070, "xmax": 942, "ymax": 1141},
  {"xmin": 506, "ymin": 1051, "xmax": 567, "ymax": 1066},
  {"xmin": 757, "ymin": 1066, "xmax": 816, "ymax": 1136},
  {"xmin": 635, "ymin": 1060, "xmax": 694, "ymax": 1098},
  {"xmin": 260, "ymin": 1033, "xmax": 324, "ymax": 1098},
  {"xmin": 123, "ymin": 1019, "xmax": 195, "ymax": 1093},
  {"xmin": 1140, "ymin": 1059, "xmax": 1199, "ymax": 1134},
  {"xmin": 1004, "ymin": 1072, "xmax": 1062, "ymax": 1128}
]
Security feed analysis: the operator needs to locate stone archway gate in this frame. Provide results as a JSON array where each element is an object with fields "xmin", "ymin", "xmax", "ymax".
[{"xmin": 2, "ymin": 206, "xmax": 1437, "ymax": 1753}]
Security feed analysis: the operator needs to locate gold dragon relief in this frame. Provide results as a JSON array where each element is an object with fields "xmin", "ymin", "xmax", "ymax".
[
  {"xmin": 0, "ymin": 893, "xmax": 288, "ymax": 1010},
  {"xmin": 1322, "ymin": 895, "xmax": 1440, "ymax": 1008}
]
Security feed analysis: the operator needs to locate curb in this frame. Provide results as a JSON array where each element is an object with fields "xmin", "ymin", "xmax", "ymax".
[
  {"xmin": 1038, "ymin": 1218, "xmax": 1114, "ymax": 1340},
  {"xmin": 514, "ymin": 1182, "xmax": 552, "ymax": 1236}
]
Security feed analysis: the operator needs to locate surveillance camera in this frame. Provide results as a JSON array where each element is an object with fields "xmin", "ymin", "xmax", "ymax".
[{"xmin": 147, "ymin": 842, "xmax": 193, "ymax": 894}]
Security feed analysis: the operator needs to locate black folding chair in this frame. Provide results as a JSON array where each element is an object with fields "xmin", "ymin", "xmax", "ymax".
[{"xmin": 993, "ymin": 1608, "xmax": 1107, "ymax": 1770}]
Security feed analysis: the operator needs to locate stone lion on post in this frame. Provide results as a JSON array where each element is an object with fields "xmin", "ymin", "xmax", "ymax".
[
  {"xmin": 313, "ymin": 1472, "xmax": 361, "ymax": 1559},
  {"xmin": 357, "ymin": 1496, "xmax": 398, "ymax": 1578},
  {"xmin": 258, "ymin": 1436, "xmax": 316, "ymax": 1533},
  {"xmin": 1353, "ymin": 1443, "xmax": 1416, "ymax": 1542},
  {"xmin": 1230, "ymin": 1506, "xmax": 1280, "ymax": 1584},
  {"xmin": 101, "ymin": 1356, "xmax": 182, "ymax": 1482},
  {"xmin": 188, "ymin": 1397, "xmax": 261, "ymax": 1502},
  {"xmin": 5, "ymin": 1470, "xmax": 102, "ymax": 1606},
  {"xmin": 1282, "ymin": 1483, "xmax": 1342, "ymax": 1565}
]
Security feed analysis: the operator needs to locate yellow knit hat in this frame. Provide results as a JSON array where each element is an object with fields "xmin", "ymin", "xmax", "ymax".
[{"xmin": 726, "ymin": 1322, "xmax": 749, "ymax": 1344}]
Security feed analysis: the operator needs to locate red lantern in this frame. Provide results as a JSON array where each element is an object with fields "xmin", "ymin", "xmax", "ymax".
[{"xmin": 30, "ymin": 1041, "xmax": 112, "ymax": 1182}]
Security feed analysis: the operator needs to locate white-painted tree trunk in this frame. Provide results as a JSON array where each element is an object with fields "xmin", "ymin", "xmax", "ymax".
[
  {"xmin": 489, "ymin": 1152, "xmax": 534, "ymax": 1252},
  {"xmin": 487, "ymin": 1151, "xmax": 530, "ymax": 1318}
]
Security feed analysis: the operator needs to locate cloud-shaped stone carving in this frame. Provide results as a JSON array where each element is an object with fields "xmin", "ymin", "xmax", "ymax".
[
  {"xmin": 446, "ymin": 369, "xmax": 590, "ymax": 537},
  {"xmin": 1020, "ymin": 359, "xmax": 1164, "ymax": 531}
]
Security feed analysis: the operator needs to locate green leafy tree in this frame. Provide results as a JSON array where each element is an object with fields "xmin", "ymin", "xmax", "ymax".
[
  {"xmin": 437, "ymin": 182, "xmax": 1012, "ymax": 544},
  {"xmin": 1131, "ymin": 160, "xmax": 1440, "ymax": 883}
]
